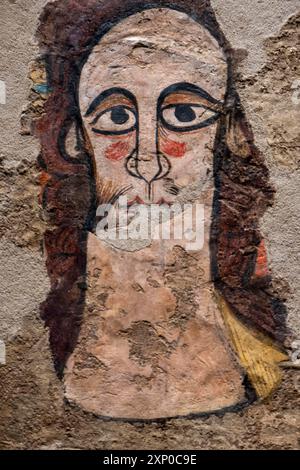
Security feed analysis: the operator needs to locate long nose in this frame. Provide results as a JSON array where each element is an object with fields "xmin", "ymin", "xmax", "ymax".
[{"xmin": 137, "ymin": 113, "xmax": 160, "ymax": 184}]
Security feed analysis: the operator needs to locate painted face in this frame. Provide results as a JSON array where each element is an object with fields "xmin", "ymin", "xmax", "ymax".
[
  {"xmin": 79, "ymin": 9, "xmax": 227, "ymax": 208},
  {"xmin": 64, "ymin": 8, "xmax": 285, "ymax": 420}
]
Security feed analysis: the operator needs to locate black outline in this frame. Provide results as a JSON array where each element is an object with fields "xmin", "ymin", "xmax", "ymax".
[
  {"xmin": 161, "ymin": 105, "xmax": 221, "ymax": 132},
  {"xmin": 91, "ymin": 104, "xmax": 137, "ymax": 136},
  {"xmin": 157, "ymin": 82, "xmax": 224, "ymax": 107},
  {"xmin": 64, "ymin": 379, "xmax": 257, "ymax": 424},
  {"xmin": 158, "ymin": 82, "xmax": 224, "ymax": 133},
  {"xmin": 85, "ymin": 87, "xmax": 138, "ymax": 117}
]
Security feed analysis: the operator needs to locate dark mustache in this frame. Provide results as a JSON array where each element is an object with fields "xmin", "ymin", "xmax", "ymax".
[
  {"xmin": 163, "ymin": 178, "xmax": 181, "ymax": 196},
  {"xmin": 97, "ymin": 180, "xmax": 133, "ymax": 206}
]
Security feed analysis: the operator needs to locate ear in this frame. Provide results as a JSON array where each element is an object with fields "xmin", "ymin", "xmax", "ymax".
[
  {"xmin": 64, "ymin": 121, "xmax": 83, "ymax": 160},
  {"xmin": 225, "ymin": 108, "xmax": 252, "ymax": 158}
]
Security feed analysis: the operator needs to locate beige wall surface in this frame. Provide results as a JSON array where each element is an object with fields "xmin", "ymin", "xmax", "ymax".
[{"xmin": 0, "ymin": 0, "xmax": 299, "ymax": 449}]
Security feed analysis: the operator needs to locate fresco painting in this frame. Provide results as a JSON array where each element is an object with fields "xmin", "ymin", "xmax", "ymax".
[{"xmin": 36, "ymin": 0, "xmax": 288, "ymax": 420}]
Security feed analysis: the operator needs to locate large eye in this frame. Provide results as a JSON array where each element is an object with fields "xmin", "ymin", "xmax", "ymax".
[
  {"xmin": 91, "ymin": 105, "xmax": 137, "ymax": 135},
  {"xmin": 161, "ymin": 104, "xmax": 219, "ymax": 132}
]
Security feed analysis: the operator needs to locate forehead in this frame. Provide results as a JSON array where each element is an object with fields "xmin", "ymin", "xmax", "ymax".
[{"xmin": 79, "ymin": 8, "xmax": 227, "ymax": 108}]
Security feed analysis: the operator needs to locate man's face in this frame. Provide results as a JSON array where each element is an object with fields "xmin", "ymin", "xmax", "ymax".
[{"xmin": 79, "ymin": 8, "xmax": 227, "ymax": 208}]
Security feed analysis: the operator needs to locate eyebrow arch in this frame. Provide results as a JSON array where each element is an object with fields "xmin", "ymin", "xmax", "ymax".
[
  {"xmin": 85, "ymin": 87, "xmax": 137, "ymax": 117},
  {"xmin": 157, "ymin": 82, "xmax": 224, "ymax": 108}
]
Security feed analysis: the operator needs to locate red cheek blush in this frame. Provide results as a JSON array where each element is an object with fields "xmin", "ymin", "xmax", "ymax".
[
  {"xmin": 105, "ymin": 141, "xmax": 130, "ymax": 161},
  {"xmin": 161, "ymin": 138, "xmax": 187, "ymax": 158}
]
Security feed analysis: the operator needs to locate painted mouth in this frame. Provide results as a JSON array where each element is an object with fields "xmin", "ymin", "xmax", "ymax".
[{"xmin": 127, "ymin": 196, "xmax": 173, "ymax": 207}]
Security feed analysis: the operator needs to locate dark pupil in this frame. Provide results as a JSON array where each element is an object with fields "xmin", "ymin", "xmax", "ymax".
[
  {"xmin": 175, "ymin": 104, "xmax": 196, "ymax": 122},
  {"xmin": 111, "ymin": 106, "xmax": 129, "ymax": 125}
]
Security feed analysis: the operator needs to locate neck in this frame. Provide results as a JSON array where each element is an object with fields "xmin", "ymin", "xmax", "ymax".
[{"xmin": 63, "ymin": 226, "xmax": 246, "ymax": 420}]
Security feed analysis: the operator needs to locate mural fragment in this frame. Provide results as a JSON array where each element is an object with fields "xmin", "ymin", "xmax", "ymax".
[{"xmin": 35, "ymin": 0, "xmax": 288, "ymax": 420}]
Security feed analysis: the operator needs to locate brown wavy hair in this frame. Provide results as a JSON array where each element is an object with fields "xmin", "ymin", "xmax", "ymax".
[{"xmin": 35, "ymin": 0, "xmax": 287, "ymax": 378}]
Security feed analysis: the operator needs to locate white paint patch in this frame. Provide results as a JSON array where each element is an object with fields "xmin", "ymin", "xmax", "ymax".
[
  {"xmin": 0, "ymin": 340, "xmax": 6, "ymax": 365},
  {"xmin": 0, "ymin": 80, "xmax": 6, "ymax": 105},
  {"xmin": 292, "ymin": 79, "xmax": 300, "ymax": 105}
]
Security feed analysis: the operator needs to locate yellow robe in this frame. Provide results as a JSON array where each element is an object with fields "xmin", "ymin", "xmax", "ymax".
[{"xmin": 217, "ymin": 292, "xmax": 288, "ymax": 399}]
